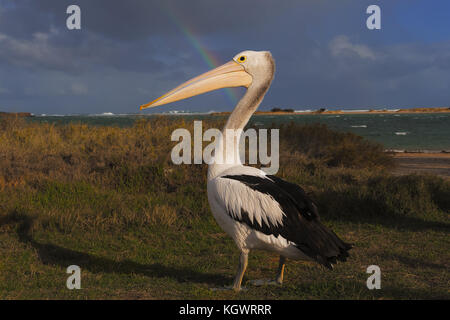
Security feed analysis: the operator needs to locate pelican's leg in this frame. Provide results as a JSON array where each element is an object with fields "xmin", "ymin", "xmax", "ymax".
[
  {"xmin": 232, "ymin": 251, "xmax": 248, "ymax": 291},
  {"xmin": 248, "ymin": 255, "xmax": 285, "ymax": 287},
  {"xmin": 275, "ymin": 256, "xmax": 286, "ymax": 284},
  {"xmin": 211, "ymin": 250, "xmax": 248, "ymax": 292}
]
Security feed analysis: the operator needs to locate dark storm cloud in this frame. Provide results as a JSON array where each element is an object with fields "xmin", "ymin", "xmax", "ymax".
[
  {"xmin": 0, "ymin": 30, "xmax": 167, "ymax": 74},
  {"xmin": 0, "ymin": 0, "xmax": 449, "ymax": 113},
  {"xmin": 267, "ymin": 35, "xmax": 450, "ymax": 108},
  {"xmin": 3, "ymin": 0, "xmax": 302, "ymax": 40},
  {"xmin": 1, "ymin": 0, "xmax": 302, "ymax": 73}
]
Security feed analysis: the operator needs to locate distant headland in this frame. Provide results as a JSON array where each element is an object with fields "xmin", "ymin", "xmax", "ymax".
[
  {"xmin": 210, "ymin": 107, "xmax": 450, "ymax": 116},
  {"xmin": 0, "ymin": 111, "xmax": 33, "ymax": 117},
  {"xmin": 1, "ymin": 107, "xmax": 449, "ymax": 118}
]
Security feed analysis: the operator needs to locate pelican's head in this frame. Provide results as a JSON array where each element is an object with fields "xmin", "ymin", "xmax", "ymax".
[
  {"xmin": 140, "ymin": 50, "xmax": 275, "ymax": 109},
  {"xmin": 232, "ymin": 50, "xmax": 275, "ymax": 85}
]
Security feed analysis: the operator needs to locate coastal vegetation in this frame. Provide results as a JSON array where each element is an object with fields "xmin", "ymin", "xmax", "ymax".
[
  {"xmin": 0, "ymin": 112, "xmax": 32, "ymax": 117},
  {"xmin": 270, "ymin": 108, "xmax": 294, "ymax": 113},
  {"xmin": 0, "ymin": 116, "xmax": 448, "ymax": 299}
]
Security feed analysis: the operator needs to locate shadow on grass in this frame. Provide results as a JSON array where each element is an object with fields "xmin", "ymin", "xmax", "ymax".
[
  {"xmin": 0, "ymin": 212, "xmax": 230, "ymax": 287},
  {"xmin": 328, "ymin": 212, "xmax": 450, "ymax": 233},
  {"xmin": 274, "ymin": 279, "xmax": 449, "ymax": 299},
  {"xmin": 378, "ymin": 252, "xmax": 447, "ymax": 270},
  {"xmin": 317, "ymin": 190, "xmax": 450, "ymax": 233}
]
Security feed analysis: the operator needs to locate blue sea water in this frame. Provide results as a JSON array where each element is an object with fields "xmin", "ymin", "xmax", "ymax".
[{"xmin": 30, "ymin": 113, "xmax": 450, "ymax": 152}]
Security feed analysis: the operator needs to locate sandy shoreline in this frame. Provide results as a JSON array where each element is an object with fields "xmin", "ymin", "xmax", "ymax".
[
  {"xmin": 392, "ymin": 152, "xmax": 450, "ymax": 159},
  {"xmin": 391, "ymin": 152, "xmax": 450, "ymax": 179}
]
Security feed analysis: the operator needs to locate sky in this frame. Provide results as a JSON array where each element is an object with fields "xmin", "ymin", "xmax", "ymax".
[{"xmin": 0, "ymin": 0, "xmax": 449, "ymax": 114}]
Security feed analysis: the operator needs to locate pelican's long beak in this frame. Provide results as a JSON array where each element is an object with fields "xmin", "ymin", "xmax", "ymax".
[{"xmin": 140, "ymin": 61, "xmax": 252, "ymax": 109}]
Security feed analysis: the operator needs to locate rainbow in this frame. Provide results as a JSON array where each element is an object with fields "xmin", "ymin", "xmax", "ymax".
[{"xmin": 161, "ymin": 5, "xmax": 238, "ymax": 106}]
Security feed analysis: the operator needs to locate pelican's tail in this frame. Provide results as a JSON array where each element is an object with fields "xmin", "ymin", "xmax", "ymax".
[{"xmin": 309, "ymin": 223, "xmax": 353, "ymax": 270}]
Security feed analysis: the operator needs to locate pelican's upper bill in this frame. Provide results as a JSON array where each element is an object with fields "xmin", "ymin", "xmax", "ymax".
[{"xmin": 139, "ymin": 50, "xmax": 279, "ymax": 110}]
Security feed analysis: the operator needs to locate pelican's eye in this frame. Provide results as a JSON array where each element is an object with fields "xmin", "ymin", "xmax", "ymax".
[{"xmin": 237, "ymin": 55, "xmax": 247, "ymax": 63}]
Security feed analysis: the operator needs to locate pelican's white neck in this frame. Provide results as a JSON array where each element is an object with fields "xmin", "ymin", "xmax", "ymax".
[{"xmin": 208, "ymin": 72, "xmax": 274, "ymax": 180}]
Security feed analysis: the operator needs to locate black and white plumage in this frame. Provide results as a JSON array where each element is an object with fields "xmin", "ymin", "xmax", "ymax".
[
  {"xmin": 215, "ymin": 173, "xmax": 351, "ymax": 269},
  {"xmin": 141, "ymin": 50, "xmax": 352, "ymax": 291}
]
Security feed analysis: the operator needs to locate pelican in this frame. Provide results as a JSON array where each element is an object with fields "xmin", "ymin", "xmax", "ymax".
[{"xmin": 140, "ymin": 50, "xmax": 352, "ymax": 291}]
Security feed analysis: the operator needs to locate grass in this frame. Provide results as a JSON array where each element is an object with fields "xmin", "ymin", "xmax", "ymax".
[{"xmin": 0, "ymin": 116, "xmax": 448, "ymax": 299}]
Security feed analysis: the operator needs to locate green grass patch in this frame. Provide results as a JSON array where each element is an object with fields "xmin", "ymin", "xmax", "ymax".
[{"xmin": 0, "ymin": 117, "xmax": 448, "ymax": 299}]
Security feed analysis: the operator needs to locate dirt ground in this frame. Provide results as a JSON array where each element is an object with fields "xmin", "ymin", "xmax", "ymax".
[{"xmin": 392, "ymin": 153, "xmax": 450, "ymax": 179}]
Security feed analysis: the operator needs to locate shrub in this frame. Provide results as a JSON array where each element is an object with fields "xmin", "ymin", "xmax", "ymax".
[{"xmin": 278, "ymin": 123, "xmax": 394, "ymax": 169}]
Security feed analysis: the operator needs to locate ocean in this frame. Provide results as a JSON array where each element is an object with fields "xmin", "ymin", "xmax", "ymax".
[{"xmin": 30, "ymin": 113, "xmax": 450, "ymax": 152}]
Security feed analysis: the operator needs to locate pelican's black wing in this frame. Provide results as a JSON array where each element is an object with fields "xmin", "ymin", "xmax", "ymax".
[{"xmin": 221, "ymin": 174, "xmax": 352, "ymax": 269}]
